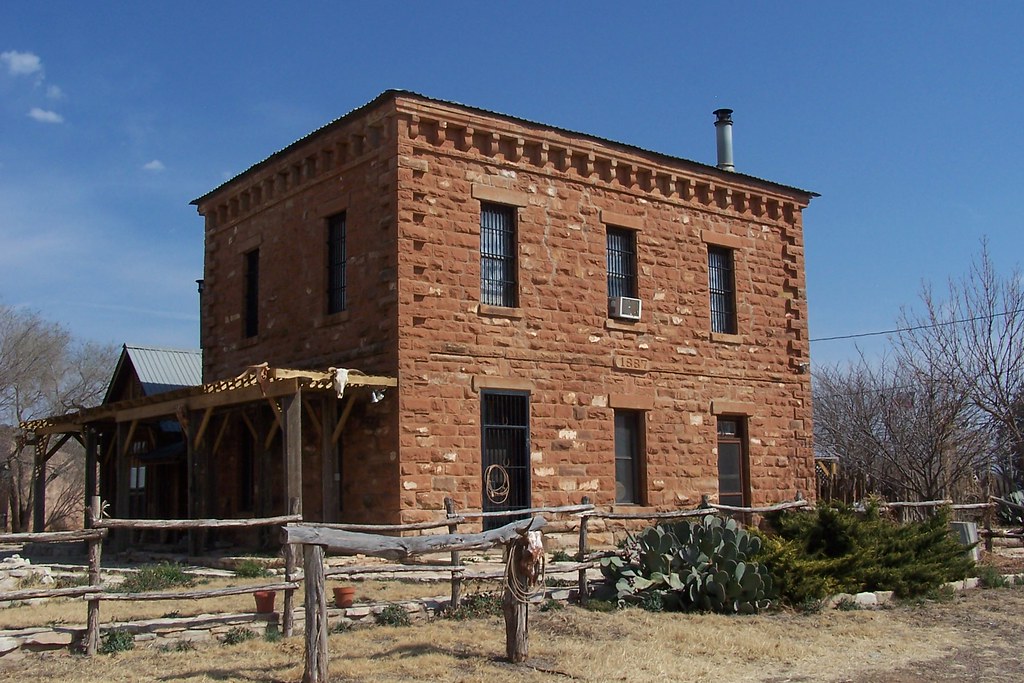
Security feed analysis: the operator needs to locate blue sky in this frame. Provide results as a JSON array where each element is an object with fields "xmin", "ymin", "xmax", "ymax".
[{"xmin": 2, "ymin": 2, "xmax": 1021, "ymax": 368}]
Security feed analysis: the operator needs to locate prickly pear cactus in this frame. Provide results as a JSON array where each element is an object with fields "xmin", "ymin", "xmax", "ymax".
[{"xmin": 600, "ymin": 514, "xmax": 774, "ymax": 614}]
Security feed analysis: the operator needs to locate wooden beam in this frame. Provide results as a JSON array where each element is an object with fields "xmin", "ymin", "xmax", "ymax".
[
  {"xmin": 240, "ymin": 410, "xmax": 259, "ymax": 441},
  {"xmin": 303, "ymin": 398, "xmax": 322, "ymax": 441},
  {"xmin": 43, "ymin": 433, "xmax": 73, "ymax": 461},
  {"xmin": 193, "ymin": 407, "xmax": 214, "ymax": 451},
  {"xmin": 211, "ymin": 415, "xmax": 230, "ymax": 456},
  {"xmin": 120, "ymin": 420, "xmax": 139, "ymax": 459},
  {"xmin": 284, "ymin": 390, "xmax": 303, "ymax": 515},
  {"xmin": 264, "ymin": 420, "xmax": 280, "ymax": 451},
  {"xmin": 331, "ymin": 396, "xmax": 356, "ymax": 446},
  {"xmin": 282, "ymin": 515, "xmax": 546, "ymax": 560}
]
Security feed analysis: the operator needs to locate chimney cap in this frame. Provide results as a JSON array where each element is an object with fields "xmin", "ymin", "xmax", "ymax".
[{"xmin": 713, "ymin": 108, "xmax": 734, "ymax": 124}]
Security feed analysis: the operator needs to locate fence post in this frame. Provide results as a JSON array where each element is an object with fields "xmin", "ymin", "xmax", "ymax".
[
  {"xmin": 284, "ymin": 497, "xmax": 300, "ymax": 637},
  {"xmin": 302, "ymin": 543, "xmax": 328, "ymax": 683},
  {"xmin": 576, "ymin": 495, "xmax": 590, "ymax": 606},
  {"xmin": 503, "ymin": 534, "xmax": 536, "ymax": 663},
  {"xmin": 85, "ymin": 496, "xmax": 102, "ymax": 656},
  {"xmin": 444, "ymin": 497, "xmax": 462, "ymax": 610},
  {"xmin": 984, "ymin": 497, "xmax": 994, "ymax": 553}
]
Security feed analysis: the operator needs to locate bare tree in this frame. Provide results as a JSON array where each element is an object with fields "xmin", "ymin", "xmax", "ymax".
[
  {"xmin": 898, "ymin": 241, "xmax": 1024, "ymax": 491},
  {"xmin": 814, "ymin": 352, "xmax": 988, "ymax": 502},
  {"xmin": 0, "ymin": 306, "xmax": 115, "ymax": 531}
]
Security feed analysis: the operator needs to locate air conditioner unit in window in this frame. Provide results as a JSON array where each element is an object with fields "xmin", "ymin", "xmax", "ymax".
[{"xmin": 610, "ymin": 296, "xmax": 642, "ymax": 321}]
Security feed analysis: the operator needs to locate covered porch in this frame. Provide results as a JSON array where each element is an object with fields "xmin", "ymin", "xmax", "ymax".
[{"xmin": 21, "ymin": 365, "xmax": 397, "ymax": 551}]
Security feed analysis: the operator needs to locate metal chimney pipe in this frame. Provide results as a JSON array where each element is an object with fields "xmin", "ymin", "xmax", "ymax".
[{"xmin": 714, "ymin": 108, "xmax": 734, "ymax": 172}]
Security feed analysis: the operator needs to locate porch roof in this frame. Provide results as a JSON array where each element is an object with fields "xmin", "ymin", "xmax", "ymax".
[{"xmin": 21, "ymin": 365, "xmax": 397, "ymax": 435}]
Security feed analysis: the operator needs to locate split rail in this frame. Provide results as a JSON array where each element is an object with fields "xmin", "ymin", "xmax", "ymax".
[{"xmin": 0, "ymin": 492, "xmax": 1019, "ymax": 666}]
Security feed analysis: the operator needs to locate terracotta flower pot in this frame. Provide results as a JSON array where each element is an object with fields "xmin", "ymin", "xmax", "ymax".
[
  {"xmin": 333, "ymin": 585, "xmax": 356, "ymax": 608},
  {"xmin": 254, "ymin": 590, "xmax": 277, "ymax": 613}
]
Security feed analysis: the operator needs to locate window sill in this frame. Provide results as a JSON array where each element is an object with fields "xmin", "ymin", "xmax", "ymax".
[
  {"xmin": 605, "ymin": 319, "xmax": 647, "ymax": 333},
  {"xmin": 315, "ymin": 310, "xmax": 350, "ymax": 328},
  {"xmin": 238, "ymin": 335, "xmax": 260, "ymax": 349},
  {"xmin": 478, "ymin": 304, "xmax": 524, "ymax": 319},
  {"xmin": 710, "ymin": 332, "xmax": 744, "ymax": 345}
]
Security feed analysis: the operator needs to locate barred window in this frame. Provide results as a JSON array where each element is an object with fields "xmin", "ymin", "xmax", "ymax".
[
  {"xmin": 243, "ymin": 248, "xmax": 259, "ymax": 338},
  {"xmin": 480, "ymin": 203, "xmax": 517, "ymax": 307},
  {"xmin": 708, "ymin": 246, "xmax": 736, "ymax": 334},
  {"xmin": 327, "ymin": 213, "xmax": 346, "ymax": 314},
  {"xmin": 606, "ymin": 227, "xmax": 637, "ymax": 300}
]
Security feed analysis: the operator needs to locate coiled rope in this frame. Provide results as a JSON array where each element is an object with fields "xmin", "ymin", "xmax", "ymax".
[{"xmin": 504, "ymin": 539, "xmax": 547, "ymax": 604}]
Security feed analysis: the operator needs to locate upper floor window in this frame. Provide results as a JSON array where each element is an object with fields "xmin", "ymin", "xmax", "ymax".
[
  {"xmin": 480, "ymin": 203, "xmax": 517, "ymax": 308},
  {"xmin": 606, "ymin": 227, "xmax": 638, "ymax": 301},
  {"xmin": 327, "ymin": 212, "xmax": 347, "ymax": 314},
  {"xmin": 243, "ymin": 248, "xmax": 260, "ymax": 338},
  {"xmin": 708, "ymin": 246, "xmax": 736, "ymax": 334}
]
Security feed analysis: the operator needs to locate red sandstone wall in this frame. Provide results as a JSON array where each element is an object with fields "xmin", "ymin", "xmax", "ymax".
[
  {"xmin": 391, "ymin": 97, "xmax": 814, "ymax": 520},
  {"xmin": 193, "ymin": 93, "xmax": 815, "ymax": 525}
]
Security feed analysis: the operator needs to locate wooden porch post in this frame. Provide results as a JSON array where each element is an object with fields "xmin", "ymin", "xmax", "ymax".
[
  {"xmin": 115, "ymin": 423, "xmax": 130, "ymax": 551},
  {"xmin": 283, "ymin": 388, "xmax": 303, "ymax": 517},
  {"xmin": 32, "ymin": 436, "xmax": 48, "ymax": 533},
  {"xmin": 320, "ymin": 397, "xmax": 338, "ymax": 522},
  {"xmin": 83, "ymin": 428, "xmax": 97, "ymax": 529}
]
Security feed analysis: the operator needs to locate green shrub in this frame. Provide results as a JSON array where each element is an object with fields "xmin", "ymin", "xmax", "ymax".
[
  {"xmin": 976, "ymin": 564, "xmax": 1009, "ymax": 588},
  {"xmin": 235, "ymin": 559, "xmax": 271, "ymax": 578},
  {"xmin": 100, "ymin": 629, "xmax": 134, "ymax": 654},
  {"xmin": 551, "ymin": 550, "xmax": 573, "ymax": 563},
  {"xmin": 834, "ymin": 596, "xmax": 859, "ymax": 611},
  {"xmin": 759, "ymin": 503, "xmax": 974, "ymax": 603},
  {"xmin": 445, "ymin": 592, "xmax": 502, "ymax": 620},
  {"xmin": 118, "ymin": 562, "xmax": 196, "ymax": 593},
  {"xmin": 375, "ymin": 604, "xmax": 412, "ymax": 627},
  {"xmin": 539, "ymin": 598, "xmax": 564, "ymax": 612},
  {"xmin": 263, "ymin": 624, "xmax": 282, "ymax": 643},
  {"xmin": 583, "ymin": 599, "xmax": 617, "ymax": 612},
  {"xmin": 222, "ymin": 626, "xmax": 257, "ymax": 645}
]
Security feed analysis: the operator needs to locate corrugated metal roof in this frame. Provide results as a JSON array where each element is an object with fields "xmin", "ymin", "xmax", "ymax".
[
  {"xmin": 123, "ymin": 345, "xmax": 202, "ymax": 396},
  {"xmin": 191, "ymin": 89, "xmax": 817, "ymax": 207}
]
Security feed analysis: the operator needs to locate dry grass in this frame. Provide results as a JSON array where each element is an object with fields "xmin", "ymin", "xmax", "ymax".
[
  {"xmin": 0, "ymin": 576, "xmax": 490, "ymax": 630},
  {"xmin": 0, "ymin": 600, "xmax": 964, "ymax": 683}
]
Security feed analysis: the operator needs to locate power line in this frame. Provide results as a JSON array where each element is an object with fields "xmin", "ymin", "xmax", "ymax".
[{"xmin": 811, "ymin": 309, "xmax": 1019, "ymax": 342}]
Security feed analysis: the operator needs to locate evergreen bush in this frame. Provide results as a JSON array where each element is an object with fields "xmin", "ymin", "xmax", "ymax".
[{"xmin": 758, "ymin": 503, "xmax": 974, "ymax": 603}]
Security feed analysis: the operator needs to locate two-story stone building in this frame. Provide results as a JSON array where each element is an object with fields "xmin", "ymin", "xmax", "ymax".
[{"xmin": 190, "ymin": 90, "xmax": 817, "ymax": 527}]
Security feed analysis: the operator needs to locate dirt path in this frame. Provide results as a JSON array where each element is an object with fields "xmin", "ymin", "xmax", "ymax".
[{"xmin": 844, "ymin": 588, "xmax": 1024, "ymax": 683}]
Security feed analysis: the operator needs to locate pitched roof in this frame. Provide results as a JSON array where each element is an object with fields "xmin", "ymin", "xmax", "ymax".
[{"xmin": 104, "ymin": 345, "xmax": 202, "ymax": 404}]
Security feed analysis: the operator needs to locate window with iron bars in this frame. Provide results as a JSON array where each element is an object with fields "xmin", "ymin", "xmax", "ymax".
[
  {"xmin": 480, "ymin": 203, "xmax": 517, "ymax": 308},
  {"xmin": 606, "ymin": 226, "xmax": 638, "ymax": 302},
  {"xmin": 327, "ymin": 212, "xmax": 346, "ymax": 314},
  {"xmin": 243, "ymin": 248, "xmax": 259, "ymax": 338},
  {"xmin": 708, "ymin": 245, "xmax": 736, "ymax": 334}
]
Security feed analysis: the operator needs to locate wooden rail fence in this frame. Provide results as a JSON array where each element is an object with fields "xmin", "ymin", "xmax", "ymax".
[{"xmin": 0, "ymin": 491, "xmax": 1016, "ymax": 669}]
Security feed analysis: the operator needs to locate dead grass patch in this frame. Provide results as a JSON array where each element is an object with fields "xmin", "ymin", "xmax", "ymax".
[{"xmin": 0, "ymin": 599, "xmax": 967, "ymax": 683}]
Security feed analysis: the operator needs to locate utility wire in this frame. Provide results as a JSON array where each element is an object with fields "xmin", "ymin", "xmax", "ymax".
[{"xmin": 810, "ymin": 308, "xmax": 1024, "ymax": 343}]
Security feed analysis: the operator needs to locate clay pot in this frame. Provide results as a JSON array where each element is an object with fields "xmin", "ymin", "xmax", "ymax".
[
  {"xmin": 254, "ymin": 590, "xmax": 277, "ymax": 613},
  {"xmin": 333, "ymin": 585, "xmax": 356, "ymax": 608}
]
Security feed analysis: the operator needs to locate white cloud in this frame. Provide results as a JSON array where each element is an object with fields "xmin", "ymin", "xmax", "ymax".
[
  {"xmin": 28, "ymin": 107, "xmax": 63, "ymax": 123},
  {"xmin": 1, "ymin": 50, "xmax": 42, "ymax": 76},
  {"xmin": 143, "ymin": 159, "xmax": 166, "ymax": 172},
  {"xmin": 46, "ymin": 84, "xmax": 63, "ymax": 100}
]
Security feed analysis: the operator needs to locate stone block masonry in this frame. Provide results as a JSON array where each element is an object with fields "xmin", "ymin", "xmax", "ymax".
[{"xmin": 193, "ymin": 91, "xmax": 816, "ymax": 525}]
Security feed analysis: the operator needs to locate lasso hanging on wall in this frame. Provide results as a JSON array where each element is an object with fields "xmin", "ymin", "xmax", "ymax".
[{"xmin": 484, "ymin": 463, "xmax": 511, "ymax": 505}]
